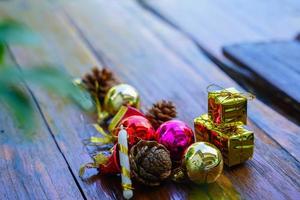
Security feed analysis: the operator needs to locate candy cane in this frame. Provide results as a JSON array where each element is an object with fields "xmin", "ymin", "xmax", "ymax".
[{"xmin": 118, "ymin": 125, "xmax": 133, "ymax": 199}]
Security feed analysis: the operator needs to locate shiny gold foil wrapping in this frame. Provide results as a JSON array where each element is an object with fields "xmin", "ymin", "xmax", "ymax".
[
  {"xmin": 183, "ymin": 142, "xmax": 223, "ymax": 184},
  {"xmin": 208, "ymin": 87, "xmax": 247, "ymax": 126},
  {"xmin": 104, "ymin": 84, "xmax": 140, "ymax": 115},
  {"xmin": 194, "ymin": 114, "xmax": 254, "ymax": 167}
]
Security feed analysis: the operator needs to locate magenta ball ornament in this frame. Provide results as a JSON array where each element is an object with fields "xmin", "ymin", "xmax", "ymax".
[{"xmin": 155, "ymin": 120, "xmax": 195, "ymax": 161}]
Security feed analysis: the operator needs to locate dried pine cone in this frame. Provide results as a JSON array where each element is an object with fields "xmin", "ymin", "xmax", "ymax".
[
  {"xmin": 129, "ymin": 140, "xmax": 172, "ymax": 186},
  {"xmin": 82, "ymin": 67, "xmax": 119, "ymax": 102},
  {"xmin": 146, "ymin": 100, "xmax": 177, "ymax": 129}
]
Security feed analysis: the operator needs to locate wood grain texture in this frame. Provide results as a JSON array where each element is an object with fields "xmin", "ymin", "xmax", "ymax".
[
  {"xmin": 0, "ymin": 107, "xmax": 83, "ymax": 200},
  {"xmin": 140, "ymin": 0, "xmax": 300, "ymax": 57},
  {"xmin": 3, "ymin": 1, "xmax": 238, "ymax": 199},
  {"xmin": 0, "ymin": 1, "xmax": 112, "ymax": 199},
  {"xmin": 62, "ymin": 0, "xmax": 300, "ymax": 199},
  {"xmin": 65, "ymin": 0, "xmax": 300, "ymax": 163},
  {"xmin": 223, "ymin": 41, "xmax": 300, "ymax": 107},
  {"xmin": 0, "ymin": 62, "xmax": 84, "ymax": 199},
  {"xmin": 139, "ymin": 0, "xmax": 300, "ymax": 122},
  {"xmin": 1, "ymin": 0, "xmax": 300, "ymax": 199}
]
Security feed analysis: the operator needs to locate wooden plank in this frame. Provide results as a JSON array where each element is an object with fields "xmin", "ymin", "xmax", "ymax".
[
  {"xmin": 0, "ymin": 1, "xmax": 110, "ymax": 200},
  {"xmin": 0, "ymin": 3, "xmax": 85, "ymax": 197},
  {"xmin": 139, "ymin": 0, "xmax": 300, "ymax": 121},
  {"xmin": 139, "ymin": 0, "xmax": 300, "ymax": 57},
  {"xmin": 2, "ymin": 0, "xmax": 300, "ymax": 199},
  {"xmin": 223, "ymin": 41, "xmax": 300, "ymax": 106},
  {"xmin": 64, "ymin": 0, "xmax": 300, "ymax": 163},
  {"xmin": 1, "ymin": 2, "xmax": 219, "ymax": 200},
  {"xmin": 0, "ymin": 105, "xmax": 84, "ymax": 200},
  {"xmin": 59, "ymin": 0, "xmax": 300, "ymax": 199},
  {"xmin": 0, "ymin": 64, "xmax": 83, "ymax": 199}
]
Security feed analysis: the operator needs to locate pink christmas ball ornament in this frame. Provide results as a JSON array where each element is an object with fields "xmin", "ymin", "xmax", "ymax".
[{"xmin": 155, "ymin": 120, "xmax": 195, "ymax": 161}]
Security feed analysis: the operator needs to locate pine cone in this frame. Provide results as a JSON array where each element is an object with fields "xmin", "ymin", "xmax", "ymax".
[
  {"xmin": 82, "ymin": 67, "xmax": 119, "ymax": 102},
  {"xmin": 146, "ymin": 100, "xmax": 177, "ymax": 129},
  {"xmin": 129, "ymin": 140, "xmax": 172, "ymax": 186}
]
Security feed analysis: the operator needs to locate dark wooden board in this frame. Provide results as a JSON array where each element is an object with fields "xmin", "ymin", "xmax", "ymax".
[
  {"xmin": 62, "ymin": 0, "xmax": 300, "ymax": 199},
  {"xmin": 139, "ymin": 0, "xmax": 300, "ymax": 121},
  {"xmin": 0, "ymin": 102, "xmax": 84, "ymax": 200},
  {"xmin": 65, "ymin": 0, "xmax": 300, "ymax": 163},
  {"xmin": 0, "ymin": 58, "xmax": 84, "ymax": 199},
  {"xmin": 140, "ymin": 0, "xmax": 300, "ymax": 57},
  {"xmin": 223, "ymin": 41, "xmax": 300, "ymax": 107},
  {"xmin": 0, "ymin": 2, "xmax": 111, "ymax": 199},
  {"xmin": 1, "ymin": 0, "xmax": 300, "ymax": 199},
  {"xmin": 2, "ymin": 5, "xmax": 239, "ymax": 199}
]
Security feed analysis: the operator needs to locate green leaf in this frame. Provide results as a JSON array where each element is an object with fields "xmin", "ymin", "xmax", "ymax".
[
  {"xmin": 22, "ymin": 67, "xmax": 93, "ymax": 110},
  {"xmin": 0, "ymin": 43, "xmax": 5, "ymax": 65},
  {"xmin": 0, "ymin": 19, "xmax": 40, "ymax": 44},
  {"xmin": 0, "ymin": 66, "xmax": 93, "ymax": 110},
  {"xmin": 0, "ymin": 65, "xmax": 93, "ymax": 134},
  {"xmin": 0, "ymin": 84, "xmax": 35, "ymax": 134},
  {"xmin": 0, "ymin": 66, "xmax": 21, "ymax": 84}
]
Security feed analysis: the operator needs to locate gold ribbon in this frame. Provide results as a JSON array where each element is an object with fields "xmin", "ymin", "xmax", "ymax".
[
  {"xmin": 119, "ymin": 144, "xmax": 128, "ymax": 154},
  {"xmin": 121, "ymin": 167, "xmax": 131, "ymax": 178},
  {"xmin": 79, "ymin": 163, "xmax": 96, "ymax": 178},
  {"xmin": 199, "ymin": 115, "xmax": 238, "ymax": 134},
  {"xmin": 108, "ymin": 106, "xmax": 128, "ymax": 132},
  {"xmin": 207, "ymin": 84, "xmax": 255, "ymax": 103},
  {"xmin": 196, "ymin": 115, "xmax": 243, "ymax": 164},
  {"xmin": 83, "ymin": 124, "xmax": 116, "ymax": 146},
  {"xmin": 122, "ymin": 184, "xmax": 134, "ymax": 190},
  {"xmin": 79, "ymin": 152, "xmax": 109, "ymax": 178}
]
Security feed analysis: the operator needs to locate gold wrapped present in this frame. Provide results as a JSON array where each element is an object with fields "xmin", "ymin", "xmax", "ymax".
[
  {"xmin": 208, "ymin": 87, "xmax": 247, "ymax": 126},
  {"xmin": 194, "ymin": 114, "xmax": 254, "ymax": 167}
]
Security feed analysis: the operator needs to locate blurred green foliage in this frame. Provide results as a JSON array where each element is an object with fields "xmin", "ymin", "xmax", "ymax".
[{"xmin": 0, "ymin": 19, "xmax": 92, "ymax": 134}]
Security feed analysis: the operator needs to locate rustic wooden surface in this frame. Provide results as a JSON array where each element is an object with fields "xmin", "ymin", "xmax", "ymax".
[
  {"xmin": 0, "ymin": 0, "xmax": 300, "ymax": 199},
  {"xmin": 223, "ymin": 41, "xmax": 300, "ymax": 115},
  {"xmin": 139, "ymin": 0, "xmax": 300, "ymax": 122}
]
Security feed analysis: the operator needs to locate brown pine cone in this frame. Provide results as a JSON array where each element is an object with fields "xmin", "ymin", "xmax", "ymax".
[
  {"xmin": 82, "ymin": 67, "xmax": 119, "ymax": 102},
  {"xmin": 146, "ymin": 100, "xmax": 177, "ymax": 129},
  {"xmin": 129, "ymin": 140, "xmax": 172, "ymax": 186}
]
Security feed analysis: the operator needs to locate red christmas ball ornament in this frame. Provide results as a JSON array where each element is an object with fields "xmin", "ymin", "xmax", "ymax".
[
  {"xmin": 114, "ymin": 115, "xmax": 155, "ymax": 147},
  {"xmin": 155, "ymin": 120, "xmax": 195, "ymax": 161}
]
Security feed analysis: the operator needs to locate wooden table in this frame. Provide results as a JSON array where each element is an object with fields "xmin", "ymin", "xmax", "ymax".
[{"xmin": 0, "ymin": 0, "xmax": 299, "ymax": 199}]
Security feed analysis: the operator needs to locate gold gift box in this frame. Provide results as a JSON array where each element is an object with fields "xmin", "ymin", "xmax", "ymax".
[
  {"xmin": 194, "ymin": 114, "xmax": 254, "ymax": 167},
  {"xmin": 208, "ymin": 87, "xmax": 247, "ymax": 126}
]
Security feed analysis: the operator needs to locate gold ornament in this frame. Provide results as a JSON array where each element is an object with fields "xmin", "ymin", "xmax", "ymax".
[
  {"xmin": 183, "ymin": 142, "xmax": 223, "ymax": 184},
  {"xmin": 104, "ymin": 84, "xmax": 140, "ymax": 115}
]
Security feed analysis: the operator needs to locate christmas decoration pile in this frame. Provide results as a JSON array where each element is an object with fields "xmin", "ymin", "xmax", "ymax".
[
  {"xmin": 194, "ymin": 85, "xmax": 255, "ymax": 167},
  {"xmin": 77, "ymin": 68, "xmax": 254, "ymax": 199}
]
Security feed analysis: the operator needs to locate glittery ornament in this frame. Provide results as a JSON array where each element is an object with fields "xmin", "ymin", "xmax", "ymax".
[
  {"xmin": 104, "ymin": 84, "xmax": 140, "ymax": 115},
  {"xmin": 184, "ymin": 142, "xmax": 223, "ymax": 184},
  {"xmin": 114, "ymin": 115, "xmax": 155, "ymax": 147},
  {"xmin": 108, "ymin": 106, "xmax": 144, "ymax": 132},
  {"xmin": 155, "ymin": 120, "xmax": 195, "ymax": 161}
]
